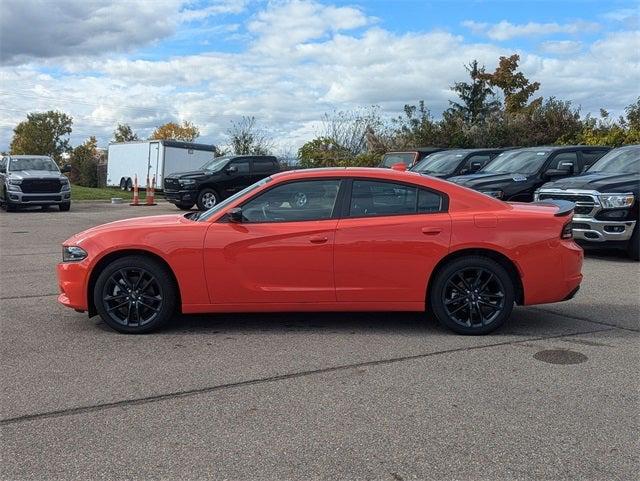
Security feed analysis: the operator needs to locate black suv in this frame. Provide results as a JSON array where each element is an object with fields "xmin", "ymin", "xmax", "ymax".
[
  {"xmin": 448, "ymin": 145, "xmax": 610, "ymax": 202},
  {"xmin": 411, "ymin": 148, "xmax": 509, "ymax": 179},
  {"xmin": 536, "ymin": 145, "xmax": 639, "ymax": 260},
  {"xmin": 164, "ymin": 155, "xmax": 280, "ymax": 210}
]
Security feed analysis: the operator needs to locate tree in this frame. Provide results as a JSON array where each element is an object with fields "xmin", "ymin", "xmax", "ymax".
[
  {"xmin": 69, "ymin": 137, "xmax": 99, "ymax": 187},
  {"xmin": 478, "ymin": 54, "xmax": 541, "ymax": 113},
  {"xmin": 447, "ymin": 60, "xmax": 500, "ymax": 123},
  {"xmin": 392, "ymin": 101, "xmax": 440, "ymax": 148},
  {"xmin": 150, "ymin": 121, "xmax": 200, "ymax": 141},
  {"xmin": 320, "ymin": 108, "xmax": 383, "ymax": 156},
  {"xmin": 226, "ymin": 116, "xmax": 273, "ymax": 155},
  {"xmin": 112, "ymin": 123, "xmax": 139, "ymax": 143},
  {"xmin": 10, "ymin": 110, "xmax": 73, "ymax": 163}
]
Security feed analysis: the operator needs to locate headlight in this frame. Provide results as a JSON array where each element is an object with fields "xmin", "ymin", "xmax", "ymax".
[
  {"xmin": 7, "ymin": 178, "xmax": 22, "ymax": 192},
  {"xmin": 179, "ymin": 179, "xmax": 196, "ymax": 186},
  {"xmin": 8, "ymin": 178, "xmax": 22, "ymax": 185},
  {"xmin": 62, "ymin": 246, "xmax": 87, "ymax": 262},
  {"xmin": 599, "ymin": 194, "xmax": 634, "ymax": 209},
  {"xmin": 60, "ymin": 177, "xmax": 70, "ymax": 190},
  {"xmin": 480, "ymin": 190, "xmax": 504, "ymax": 199}
]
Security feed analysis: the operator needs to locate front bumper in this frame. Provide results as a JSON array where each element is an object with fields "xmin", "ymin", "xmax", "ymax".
[
  {"xmin": 57, "ymin": 261, "xmax": 90, "ymax": 312},
  {"xmin": 7, "ymin": 190, "xmax": 71, "ymax": 205},
  {"xmin": 572, "ymin": 217, "xmax": 636, "ymax": 243},
  {"xmin": 164, "ymin": 189, "xmax": 197, "ymax": 205}
]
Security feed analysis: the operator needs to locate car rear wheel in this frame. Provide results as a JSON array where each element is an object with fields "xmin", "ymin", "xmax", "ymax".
[
  {"xmin": 429, "ymin": 256, "xmax": 515, "ymax": 335},
  {"xmin": 94, "ymin": 255, "xmax": 177, "ymax": 334},
  {"xmin": 197, "ymin": 188, "xmax": 219, "ymax": 210}
]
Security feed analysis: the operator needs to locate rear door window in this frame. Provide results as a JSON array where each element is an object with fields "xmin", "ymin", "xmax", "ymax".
[
  {"xmin": 252, "ymin": 159, "xmax": 276, "ymax": 174},
  {"xmin": 349, "ymin": 180, "xmax": 444, "ymax": 217}
]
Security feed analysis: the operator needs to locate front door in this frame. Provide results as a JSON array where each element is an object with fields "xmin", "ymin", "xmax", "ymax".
[
  {"xmin": 334, "ymin": 179, "xmax": 451, "ymax": 302},
  {"xmin": 203, "ymin": 179, "xmax": 342, "ymax": 304}
]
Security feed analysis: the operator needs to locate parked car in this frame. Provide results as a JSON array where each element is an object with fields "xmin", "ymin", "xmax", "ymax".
[
  {"xmin": 448, "ymin": 146, "xmax": 610, "ymax": 202},
  {"xmin": 163, "ymin": 155, "xmax": 280, "ymax": 210},
  {"xmin": 58, "ymin": 167, "xmax": 583, "ymax": 335},
  {"xmin": 411, "ymin": 148, "xmax": 509, "ymax": 178},
  {"xmin": 107, "ymin": 140, "xmax": 218, "ymax": 190},
  {"xmin": 0, "ymin": 155, "xmax": 71, "ymax": 212},
  {"xmin": 535, "ymin": 145, "xmax": 639, "ymax": 260},
  {"xmin": 379, "ymin": 148, "xmax": 446, "ymax": 169}
]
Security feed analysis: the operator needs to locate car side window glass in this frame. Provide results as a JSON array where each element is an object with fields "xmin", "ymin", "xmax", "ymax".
[
  {"xmin": 418, "ymin": 189, "xmax": 443, "ymax": 213},
  {"xmin": 550, "ymin": 152, "xmax": 578, "ymax": 171},
  {"xmin": 253, "ymin": 159, "xmax": 275, "ymax": 174},
  {"xmin": 350, "ymin": 180, "xmax": 418, "ymax": 217},
  {"xmin": 241, "ymin": 179, "xmax": 341, "ymax": 223},
  {"xmin": 231, "ymin": 160, "xmax": 250, "ymax": 173}
]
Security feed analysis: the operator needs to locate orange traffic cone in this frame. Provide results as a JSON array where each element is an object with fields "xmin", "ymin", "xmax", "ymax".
[
  {"xmin": 145, "ymin": 175, "xmax": 157, "ymax": 206},
  {"xmin": 129, "ymin": 174, "xmax": 140, "ymax": 206}
]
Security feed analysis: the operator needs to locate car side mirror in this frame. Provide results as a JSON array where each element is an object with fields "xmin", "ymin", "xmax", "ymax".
[
  {"xmin": 225, "ymin": 165, "xmax": 238, "ymax": 174},
  {"xmin": 557, "ymin": 161, "xmax": 575, "ymax": 173},
  {"xmin": 228, "ymin": 207, "xmax": 243, "ymax": 222},
  {"xmin": 61, "ymin": 164, "xmax": 71, "ymax": 173},
  {"xmin": 469, "ymin": 161, "xmax": 483, "ymax": 172}
]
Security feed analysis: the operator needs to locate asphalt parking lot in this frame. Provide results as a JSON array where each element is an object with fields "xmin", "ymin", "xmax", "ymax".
[{"xmin": 1, "ymin": 202, "xmax": 638, "ymax": 480}]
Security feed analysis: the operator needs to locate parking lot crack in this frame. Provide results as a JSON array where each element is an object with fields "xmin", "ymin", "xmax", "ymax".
[{"xmin": 0, "ymin": 326, "xmax": 615, "ymax": 427}]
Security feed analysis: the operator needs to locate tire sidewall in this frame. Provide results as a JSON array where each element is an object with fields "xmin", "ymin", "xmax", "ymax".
[
  {"xmin": 430, "ymin": 256, "xmax": 515, "ymax": 335},
  {"xmin": 627, "ymin": 224, "xmax": 639, "ymax": 261},
  {"xmin": 93, "ymin": 256, "xmax": 177, "ymax": 334},
  {"xmin": 196, "ymin": 188, "xmax": 219, "ymax": 211}
]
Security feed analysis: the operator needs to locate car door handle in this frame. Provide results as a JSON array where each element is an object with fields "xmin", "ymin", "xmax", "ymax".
[
  {"xmin": 309, "ymin": 236, "xmax": 328, "ymax": 244},
  {"xmin": 421, "ymin": 227, "xmax": 442, "ymax": 235}
]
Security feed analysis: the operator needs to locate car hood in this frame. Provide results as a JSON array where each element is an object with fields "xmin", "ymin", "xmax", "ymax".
[
  {"xmin": 66, "ymin": 214, "xmax": 190, "ymax": 244},
  {"xmin": 165, "ymin": 170, "xmax": 210, "ymax": 179},
  {"xmin": 449, "ymin": 172, "xmax": 533, "ymax": 189},
  {"xmin": 539, "ymin": 171, "xmax": 640, "ymax": 193},
  {"xmin": 8, "ymin": 170, "xmax": 64, "ymax": 180}
]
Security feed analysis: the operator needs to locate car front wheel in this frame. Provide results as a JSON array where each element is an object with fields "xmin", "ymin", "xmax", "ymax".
[
  {"xmin": 197, "ymin": 188, "xmax": 219, "ymax": 210},
  {"xmin": 429, "ymin": 256, "xmax": 515, "ymax": 335},
  {"xmin": 94, "ymin": 255, "xmax": 177, "ymax": 334}
]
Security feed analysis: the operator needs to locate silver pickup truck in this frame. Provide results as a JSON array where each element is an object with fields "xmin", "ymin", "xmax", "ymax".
[{"xmin": 0, "ymin": 155, "xmax": 72, "ymax": 212}]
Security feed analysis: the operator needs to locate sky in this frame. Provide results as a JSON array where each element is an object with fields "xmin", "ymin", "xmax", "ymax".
[{"xmin": 1, "ymin": 0, "xmax": 639, "ymax": 153}]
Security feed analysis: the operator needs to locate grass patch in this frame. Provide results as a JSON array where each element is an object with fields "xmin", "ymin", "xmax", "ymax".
[{"xmin": 71, "ymin": 185, "xmax": 141, "ymax": 201}]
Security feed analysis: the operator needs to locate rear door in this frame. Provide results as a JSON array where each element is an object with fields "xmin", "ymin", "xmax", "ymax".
[
  {"xmin": 334, "ymin": 179, "xmax": 451, "ymax": 303},
  {"xmin": 251, "ymin": 157, "xmax": 278, "ymax": 182}
]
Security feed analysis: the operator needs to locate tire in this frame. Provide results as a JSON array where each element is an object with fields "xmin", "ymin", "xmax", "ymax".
[
  {"xmin": 429, "ymin": 256, "xmax": 515, "ymax": 335},
  {"xmin": 175, "ymin": 202, "xmax": 195, "ymax": 211},
  {"xmin": 125, "ymin": 178, "xmax": 133, "ymax": 192},
  {"xmin": 5, "ymin": 199, "xmax": 17, "ymax": 212},
  {"xmin": 93, "ymin": 255, "xmax": 177, "ymax": 334},
  {"xmin": 627, "ymin": 224, "xmax": 639, "ymax": 261},
  {"xmin": 59, "ymin": 202, "xmax": 71, "ymax": 212},
  {"xmin": 196, "ymin": 188, "xmax": 219, "ymax": 210},
  {"xmin": 119, "ymin": 178, "xmax": 127, "ymax": 191}
]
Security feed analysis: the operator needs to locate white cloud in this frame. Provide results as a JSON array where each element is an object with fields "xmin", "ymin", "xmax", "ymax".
[
  {"xmin": 462, "ymin": 19, "xmax": 600, "ymax": 41},
  {"xmin": 538, "ymin": 40, "xmax": 583, "ymax": 55}
]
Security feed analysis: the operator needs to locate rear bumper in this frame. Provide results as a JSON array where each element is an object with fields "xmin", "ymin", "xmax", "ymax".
[
  {"xmin": 57, "ymin": 261, "xmax": 90, "ymax": 311},
  {"xmin": 7, "ymin": 190, "xmax": 71, "ymax": 205},
  {"xmin": 164, "ymin": 190, "xmax": 197, "ymax": 205}
]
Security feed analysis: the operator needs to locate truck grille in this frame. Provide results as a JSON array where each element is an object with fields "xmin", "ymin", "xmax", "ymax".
[
  {"xmin": 538, "ymin": 192, "xmax": 597, "ymax": 216},
  {"xmin": 164, "ymin": 178, "xmax": 180, "ymax": 191},
  {"xmin": 21, "ymin": 179, "xmax": 62, "ymax": 193}
]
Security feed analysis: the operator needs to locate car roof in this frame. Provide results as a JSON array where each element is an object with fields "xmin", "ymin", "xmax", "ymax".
[
  {"xmin": 6, "ymin": 155, "xmax": 54, "ymax": 159},
  {"xmin": 272, "ymin": 167, "xmax": 427, "ymax": 181},
  {"xmin": 513, "ymin": 145, "xmax": 609, "ymax": 152}
]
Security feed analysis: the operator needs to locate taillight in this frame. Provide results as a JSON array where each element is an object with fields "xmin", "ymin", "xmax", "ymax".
[{"xmin": 561, "ymin": 221, "xmax": 573, "ymax": 239}]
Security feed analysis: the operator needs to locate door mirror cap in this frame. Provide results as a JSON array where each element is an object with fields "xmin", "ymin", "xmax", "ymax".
[
  {"xmin": 228, "ymin": 207, "xmax": 243, "ymax": 222},
  {"xmin": 545, "ymin": 168, "xmax": 570, "ymax": 179},
  {"xmin": 61, "ymin": 164, "xmax": 71, "ymax": 173},
  {"xmin": 225, "ymin": 165, "xmax": 238, "ymax": 174}
]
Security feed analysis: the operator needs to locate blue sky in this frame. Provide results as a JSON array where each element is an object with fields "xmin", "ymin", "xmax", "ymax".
[{"xmin": 1, "ymin": 0, "xmax": 638, "ymax": 151}]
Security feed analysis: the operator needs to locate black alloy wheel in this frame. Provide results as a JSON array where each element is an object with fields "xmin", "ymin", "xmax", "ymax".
[
  {"xmin": 94, "ymin": 256, "xmax": 176, "ymax": 333},
  {"xmin": 430, "ymin": 256, "xmax": 515, "ymax": 334}
]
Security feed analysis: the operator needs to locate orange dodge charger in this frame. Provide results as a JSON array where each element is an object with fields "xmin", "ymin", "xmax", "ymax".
[{"xmin": 57, "ymin": 168, "xmax": 583, "ymax": 335}]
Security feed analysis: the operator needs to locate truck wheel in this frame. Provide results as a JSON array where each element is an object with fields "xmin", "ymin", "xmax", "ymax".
[
  {"xmin": 429, "ymin": 256, "xmax": 515, "ymax": 335},
  {"xmin": 119, "ymin": 178, "xmax": 127, "ymax": 190},
  {"xmin": 59, "ymin": 202, "xmax": 71, "ymax": 212},
  {"xmin": 197, "ymin": 188, "xmax": 219, "ymax": 210},
  {"xmin": 175, "ymin": 203, "xmax": 195, "ymax": 211},
  {"xmin": 4, "ymin": 199, "xmax": 17, "ymax": 212},
  {"xmin": 627, "ymin": 225, "xmax": 639, "ymax": 261}
]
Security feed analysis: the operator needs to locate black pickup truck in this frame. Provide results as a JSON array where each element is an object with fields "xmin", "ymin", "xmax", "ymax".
[
  {"xmin": 536, "ymin": 145, "xmax": 639, "ymax": 260},
  {"xmin": 448, "ymin": 145, "xmax": 610, "ymax": 202},
  {"xmin": 163, "ymin": 155, "xmax": 280, "ymax": 210},
  {"xmin": 411, "ymin": 148, "xmax": 508, "ymax": 179}
]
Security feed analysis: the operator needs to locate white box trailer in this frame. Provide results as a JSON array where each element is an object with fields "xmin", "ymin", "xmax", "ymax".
[{"xmin": 106, "ymin": 140, "xmax": 217, "ymax": 189}]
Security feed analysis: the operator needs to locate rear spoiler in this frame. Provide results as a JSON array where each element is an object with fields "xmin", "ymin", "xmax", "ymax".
[{"xmin": 535, "ymin": 199, "xmax": 575, "ymax": 217}]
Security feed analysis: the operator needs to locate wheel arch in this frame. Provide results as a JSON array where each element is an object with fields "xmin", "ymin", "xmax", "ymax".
[
  {"xmin": 426, "ymin": 247, "xmax": 525, "ymax": 309},
  {"xmin": 87, "ymin": 249, "xmax": 182, "ymax": 317}
]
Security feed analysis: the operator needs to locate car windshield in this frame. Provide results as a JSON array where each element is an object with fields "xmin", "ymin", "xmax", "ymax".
[
  {"xmin": 381, "ymin": 153, "xmax": 415, "ymax": 168},
  {"xmin": 481, "ymin": 150, "xmax": 551, "ymax": 175},
  {"xmin": 412, "ymin": 151, "xmax": 466, "ymax": 174},
  {"xmin": 588, "ymin": 146, "xmax": 640, "ymax": 173},
  {"xmin": 196, "ymin": 177, "xmax": 272, "ymax": 221},
  {"xmin": 200, "ymin": 157, "xmax": 231, "ymax": 171},
  {"xmin": 9, "ymin": 157, "xmax": 59, "ymax": 172}
]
